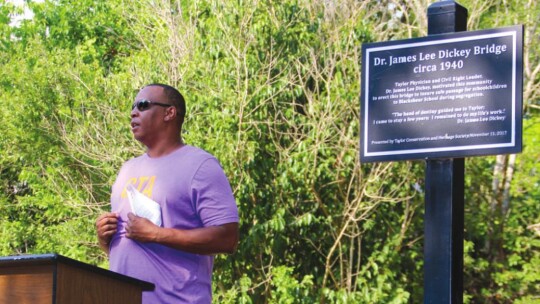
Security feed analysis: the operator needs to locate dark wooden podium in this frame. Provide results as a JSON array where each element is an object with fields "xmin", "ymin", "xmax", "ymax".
[{"xmin": 0, "ymin": 253, "xmax": 154, "ymax": 304}]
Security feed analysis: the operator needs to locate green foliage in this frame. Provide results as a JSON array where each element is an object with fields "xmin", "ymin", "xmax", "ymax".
[{"xmin": 0, "ymin": 0, "xmax": 539, "ymax": 303}]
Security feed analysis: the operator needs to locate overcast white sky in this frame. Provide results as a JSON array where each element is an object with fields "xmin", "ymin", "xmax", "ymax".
[{"xmin": 6, "ymin": 0, "xmax": 44, "ymax": 26}]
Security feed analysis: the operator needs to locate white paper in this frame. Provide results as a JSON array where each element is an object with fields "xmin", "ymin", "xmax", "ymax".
[{"xmin": 126, "ymin": 184, "xmax": 162, "ymax": 227}]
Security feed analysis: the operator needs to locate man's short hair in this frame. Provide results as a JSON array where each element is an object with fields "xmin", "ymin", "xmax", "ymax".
[{"xmin": 144, "ymin": 83, "xmax": 186, "ymax": 127}]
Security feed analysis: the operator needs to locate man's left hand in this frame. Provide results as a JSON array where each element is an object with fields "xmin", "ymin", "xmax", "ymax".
[{"xmin": 126, "ymin": 212, "xmax": 160, "ymax": 243}]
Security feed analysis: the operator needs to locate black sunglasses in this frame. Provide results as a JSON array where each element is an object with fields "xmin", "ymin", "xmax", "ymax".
[{"xmin": 132, "ymin": 99, "xmax": 173, "ymax": 112}]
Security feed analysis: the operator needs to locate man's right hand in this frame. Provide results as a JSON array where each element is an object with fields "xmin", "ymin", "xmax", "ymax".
[{"xmin": 95, "ymin": 212, "xmax": 119, "ymax": 254}]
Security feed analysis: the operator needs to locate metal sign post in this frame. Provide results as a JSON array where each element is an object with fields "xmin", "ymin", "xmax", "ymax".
[
  {"xmin": 360, "ymin": 0, "xmax": 523, "ymax": 302},
  {"xmin": 424, "ymin": 1, "xmax": 467, "ymax": 303}
]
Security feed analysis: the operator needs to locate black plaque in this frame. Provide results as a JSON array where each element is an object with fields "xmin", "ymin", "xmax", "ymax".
[{"xmin": 361, "ymin": 25, "xmax": 523, "ymax": 162}]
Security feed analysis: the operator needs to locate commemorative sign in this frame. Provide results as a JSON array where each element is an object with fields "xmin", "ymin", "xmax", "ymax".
[{"xmin": 360, "ymin": 25, "xmax": 523, "ymax": 163}]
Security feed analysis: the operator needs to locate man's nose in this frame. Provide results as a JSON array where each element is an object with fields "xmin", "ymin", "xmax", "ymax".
[{"xmin": 131, "ymin": 108, "xmax": 139, "ymax": 117}]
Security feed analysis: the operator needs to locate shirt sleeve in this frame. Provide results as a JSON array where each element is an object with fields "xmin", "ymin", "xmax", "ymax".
[{"xmin": 191, "ymin": 158, "xmax": 239, "ymax": 227}]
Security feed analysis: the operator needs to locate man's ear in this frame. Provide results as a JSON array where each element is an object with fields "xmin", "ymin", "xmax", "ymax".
[{"xmin": 164, "ymin": 106, "xmax": 177, "ymax": 122}]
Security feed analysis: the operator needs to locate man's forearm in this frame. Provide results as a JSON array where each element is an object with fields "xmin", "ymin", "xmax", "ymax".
[
  {"xmin": 98, "ymin": 237, "xmax": 110, "ymax": 254},
  {"xmin": 155, "ymin": 222, "xmax": 239, "ymax": 255}
]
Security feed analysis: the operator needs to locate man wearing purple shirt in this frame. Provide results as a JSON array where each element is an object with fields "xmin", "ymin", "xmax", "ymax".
[{"xmin": 95, "ymin": 84, "xmax": 239, "ymax": 303}]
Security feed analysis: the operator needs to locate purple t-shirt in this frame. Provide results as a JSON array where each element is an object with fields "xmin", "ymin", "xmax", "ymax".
[{"xmin": 108, "ymin": 145, "xmax": 239, "ymax": 303}]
